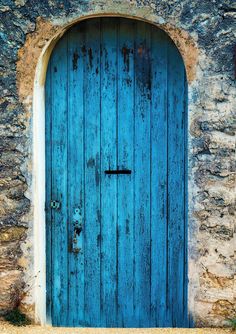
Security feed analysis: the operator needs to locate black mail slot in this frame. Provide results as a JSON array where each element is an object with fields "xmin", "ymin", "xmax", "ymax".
[{"xmin": 105, "ymin": 170, "xmax": 132, "ymax": 175}]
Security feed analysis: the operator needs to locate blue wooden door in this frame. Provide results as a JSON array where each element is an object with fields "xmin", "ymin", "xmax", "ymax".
[{"xmin": 46, "ymin": 17, "xmax": 188, "ymax": 328}]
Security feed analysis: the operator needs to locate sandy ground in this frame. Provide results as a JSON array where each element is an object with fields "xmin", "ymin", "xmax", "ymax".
[{"xmin": 0, "ymin": 322, "xmax": 233, "ymax": 334}]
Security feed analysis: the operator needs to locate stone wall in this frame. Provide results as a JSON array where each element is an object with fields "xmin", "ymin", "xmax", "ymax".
[{"xmin": 0, "ymin": 0, "xmax": 235, "ymax": 327}]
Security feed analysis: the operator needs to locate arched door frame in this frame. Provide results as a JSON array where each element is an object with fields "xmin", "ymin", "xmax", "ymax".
[{"xmin": 33, "ymin": 12, "xmax": 195, "ymax": 325}]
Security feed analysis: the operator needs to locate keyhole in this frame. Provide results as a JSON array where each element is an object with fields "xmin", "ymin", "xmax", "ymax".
[{"xmin": 74, "ymin": 225, "xmax": 82, "ymax": 236}]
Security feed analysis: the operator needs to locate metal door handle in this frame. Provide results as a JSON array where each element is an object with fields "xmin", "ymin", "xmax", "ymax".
[{"xmin": 105, "ymin": 169, "xmax": 131, "ymax": 175}]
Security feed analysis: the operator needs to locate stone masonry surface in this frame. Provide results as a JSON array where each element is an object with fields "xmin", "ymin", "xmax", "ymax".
[{"xmin": 0, "ymin": 0, "xmax": 235, "ymax": 327}]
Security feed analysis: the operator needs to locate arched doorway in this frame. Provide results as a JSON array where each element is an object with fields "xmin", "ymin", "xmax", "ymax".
[{"xmin": 45, "ymin": 17, "xmax": 188, "ymax": 327}]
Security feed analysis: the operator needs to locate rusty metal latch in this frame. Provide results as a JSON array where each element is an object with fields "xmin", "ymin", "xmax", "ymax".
[{"xmin": 72, "ymin": 208, "xmax": 83, "ymax": 254}]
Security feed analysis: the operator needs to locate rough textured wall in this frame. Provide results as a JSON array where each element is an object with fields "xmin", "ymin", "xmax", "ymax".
[{"xmin": 0, "ymin": 0, "xmax": 235, "ymax": 327}]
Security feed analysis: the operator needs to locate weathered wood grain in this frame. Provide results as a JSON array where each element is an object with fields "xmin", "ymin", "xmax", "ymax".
[
  {"xmin": 67, "ymin": 25, "xmax": 85, "ymax": 326},
  {"xmin": 117, "ymin": 18, "xmax": 135, "ymax": 327},
  {"xmin": 46, "ymin": 17, "xmax": 187, "ymax": 328},
  {"xmin": 100, "ymin": 19, "xmax": 118, "ymax": 327},
  {"xmin": 50, "ymin": 36, "xmax": 69, "ymax": 326}
]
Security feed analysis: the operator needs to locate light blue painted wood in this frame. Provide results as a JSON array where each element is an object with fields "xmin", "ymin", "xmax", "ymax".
[
  {"xmin": 184, "ymin": 78, "xmax": 189, "ymax": 327},
  {"xmin": 100, "ymin": 19, "xmax": 118, "ymax": 327},
  {"xmin": 45, "ymin": 60, "xmax": 52, "ymax": 323},
  {"xmin": 150, "ymin": 28, "xmax": 168, "ymax": 327},
  {"xmin": 167, "ymin": 41, "xmax": 186, "ymax": 327},
  {"xmin": 117, "ymin": 18, "xmax": 135, "ymax": 327},
  {"xmin": 133, "ymin": 21, "xmax": 151, "ymax": 327},
  {"xmin": 46, "ymin": 17, "xmax": 188, "ymax": 328},
  {"xmin": 67, "ymin": 25, "xmax": 85, "ymax": 326},
  {"xmin": 50, "ymin": 36, "xmax": 68, "ymax": 326},
  {"xmin": 83, "ymin": 18, "xmax": 101, "ymax": 327}
]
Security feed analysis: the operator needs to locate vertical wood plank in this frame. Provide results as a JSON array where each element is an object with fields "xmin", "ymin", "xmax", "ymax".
[
  {"xmin": 83, "ymin": 18, "xmax": 101, "ymax": 327},
  {"xmin": 67, "ymin": 25, "xmax": 85, "ymax": 326},
  {"xmin": 133, "ymin": 21, "xmax": 151, "ymax": 327},
  {"xmin": 150, "ymin": 28, "xmax": 168, "ymax": 327},
  {"xmin": 167, "ymin": 42, "xmax": 186, "ymax": 327},
  {"xmin": 100, "ymin": 18, "xmax": 118, "ymax": 327},
  {"xmin": 50, "ymin": 36, "xmax": 68, "ymax": 326},
  {"xmin": 45, "ymin": 60, "xmax": 52, "ymax": 323},
  {"xmin": 117, "ymin": 18, "xmax": 135, "ymax": 327},
  {"xmin": 184, "ymin": 78, "xmax": 189, "ymax": 328}
]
